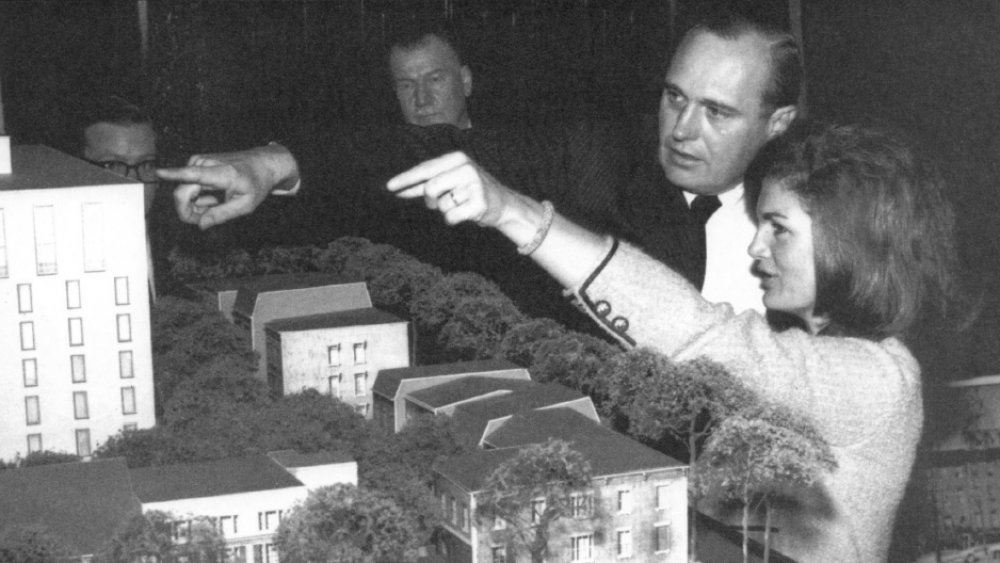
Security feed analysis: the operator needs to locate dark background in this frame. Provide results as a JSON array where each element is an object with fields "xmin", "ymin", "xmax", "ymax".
[
  {"xmin": 1, "ymin": 0, "xmax": 997, "ymax": 382},
  {"xmin": 1, "ymin": 0, "xmax": 999, "ymax": 558}
]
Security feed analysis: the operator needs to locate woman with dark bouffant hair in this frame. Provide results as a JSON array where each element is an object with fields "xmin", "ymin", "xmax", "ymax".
[{"xmin": 387, "ymin": 121, "xmax": 964, "ymax": 562}]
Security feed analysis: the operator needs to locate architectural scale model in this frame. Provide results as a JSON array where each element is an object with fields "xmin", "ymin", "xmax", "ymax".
[{"xmin": 0, "ymin": 144, "xmax": 155, "ymax": 461}]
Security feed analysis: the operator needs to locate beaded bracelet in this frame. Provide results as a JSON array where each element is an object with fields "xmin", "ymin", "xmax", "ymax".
[{"xmin": 517, "ymin": 200, "xmax": 555, "ymax": 256}]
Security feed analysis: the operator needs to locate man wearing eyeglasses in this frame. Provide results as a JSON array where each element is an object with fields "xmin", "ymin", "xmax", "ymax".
[{"xmin": 79, "ymin": 96, "xmax": 159, "ymax": 215}]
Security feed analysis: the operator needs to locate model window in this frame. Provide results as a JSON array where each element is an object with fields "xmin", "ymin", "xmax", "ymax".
[
  {"xmin": 0, "ymin": 209, "xmax": 8, "ymax": 278},
  {"xmin": 353, "ymin": 341, "xmax": 367, "ymax": 364},
  {"xmin": 68, "ymin": 318, "xmax": 84, "ymax": 346},
  {"xmin": 654, "ymin": 523, "xmax": 672, "ymax": 553},
  {"xmin": 571, "ymin": 534, "xmax": 593, "ymax": 562},
  {"xmin": 354, "ymin": 372, "xmax": 368, "ymax": 396},
  {"xmin": 119, "ymin": 351, "xmax": 134, "ymax": 379},
  {"xmin": 490, "ymin": 546, "xmax": 508, "ymax": 563},
  {"xmin": 27, "ymin": 434, "xmax": 42, "ymax": 453},
  {"xmin": 616, "ymin": 529, "xmax": 633, "ymax": 557},
  {"xmin": 530, "ymin": 499, "xmax": 545, "ymax": 524},
  {"xmin": 23, "ymin": 359, "xmax": 38, "ymax": 387},
  {"xmin": 20, "ymin": 321, "xmax": 35, "ymax": 351},
  {"xmin": 571, "ymin": 493, "xmax": 592, "ymax": 518},
  {"xmin": 121, "ymin": 386, "xmax": 137, "ymax": 415},
  {"xmin": 17, "ymin": 284, "xmax": 32, "ymax": 313},
  {"xmin": 73, "ymin": 391, "xmax": 89, "ymax": 419},
  {"xmin": 66, "ymin": 280, "xmax": 81, "ymax": 309},
  {"xmin": 117, "ymin": 314, "xmax": 131, "ymax": 342},
  {"xmin": 25, "ymin": 396, "xmax": 40, "ymax": 425},
  {"xmin": 81, "ymin": 202, "xmax": 105, "ymax": 272},
  {"xmin": 327, "ymin": 344, "xmax": 341, "ymax": 366},
  {"xmin": 114, "ymin": 276, "xmax": 130, "ymax": 305},
  {"xmin": 71, "ymin": 355, "xmax": 86, "ymax": 383},
  {"xmin": 33, "ymin": 205, "xmax": 57, "ymax": 275},
  {"xmin": 123, "ymin": 423, "xmax": 138, "ymax": 432},
  {"xmin": 617, "ymin": 488, "xmax": 632, "ymax": 514},
  {"xmin": 328, "ymin": 374, "xmax": 342, "ymax": 398},
  {"xmin": 76, "ymin": 429, "xmax": 92, "ymax": 457}
]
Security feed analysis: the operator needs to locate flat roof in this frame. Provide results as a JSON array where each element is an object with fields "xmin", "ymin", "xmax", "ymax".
[
  {"xmin": 0, "ymin": 458, "xmax": 140, "ymax": 556},
  {"xmin": 0, "ymin": 145, "xmax": 137, "ymax": 191},
  {"xmin": 130, "ymin": 454, "xmax": 302, "ymax": 502},
  {"xmin": 266, "ymin": 307, "xmax": 405, "ymax": 332},
  {"xmin": 406, "ymin": 376, "xmax": 533, "ymax": 409}
]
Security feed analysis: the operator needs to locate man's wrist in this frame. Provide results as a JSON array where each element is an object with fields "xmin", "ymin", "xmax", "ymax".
[{"xmin": 264, "ymin": 142, "xmax": 301, "ymax": 195}]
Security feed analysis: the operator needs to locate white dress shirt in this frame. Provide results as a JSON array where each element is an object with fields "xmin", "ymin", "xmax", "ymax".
[{"xmin": 684, "ymin": 183, "xmax": 764, "ymax": 314}]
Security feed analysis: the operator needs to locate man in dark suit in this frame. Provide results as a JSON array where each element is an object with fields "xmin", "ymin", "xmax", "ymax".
[{"xmin": 619, "ymin": 11, "xmax": 800, "ymax": 314}]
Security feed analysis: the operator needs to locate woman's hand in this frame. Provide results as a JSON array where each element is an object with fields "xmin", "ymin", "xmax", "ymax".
[{"xmin": 386, "ymin": 151, "xmax": 514, "ymax": 229}]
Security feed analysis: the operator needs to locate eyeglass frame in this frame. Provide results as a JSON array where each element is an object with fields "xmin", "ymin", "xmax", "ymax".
[{"xmin": 84, "ymin": 158, "xmax": 159, "ymax": 183}]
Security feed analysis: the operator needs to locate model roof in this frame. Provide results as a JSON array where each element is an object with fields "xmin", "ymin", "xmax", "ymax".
[
  {"xmin": 372, "ymin": 359, "xmax": 526, "ymax": 398},
  {"xmin": 436, "ymin": 409, "xmax": 683, "ymax": 492},
  {"xmin": 1, "ymin": 145, "xmax": 137, "ymax": 191},
  {"xmin": 265, "ymin": 307, "xmax": 405, "ymax": 333},
  {"xmin": 0, "ymin": 458, "xmax": 140, "ymax": 556},
  {"xmin": 231, "ymin": 274, "xmax": 370, "ymax": 317},
  {"xmin": 130, "ymin": 454, "xmax": 302, "ymax": 502},
  {"xmin": 406, "ymin": 376, "xmax": 534, "ymax": 409},
  {"xmin": 268, "ymin": 449, "xmax": 355, "ymax": 468},
  {"xmin": 449, "ymin": 383, "xmax": 587, "ymax": 439}
]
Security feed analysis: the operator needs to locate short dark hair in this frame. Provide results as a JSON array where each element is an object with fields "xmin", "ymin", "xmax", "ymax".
[
  {"xmin": 683, "ymin": 9, "xmax": 802, "ymax": 110},
  {"xmin": 74, "ymin": 95, "xmax": 153, "ymax": 153},
  {"xmin": 746, "ymin": 122, "xmax": 964, "ymax": 341},
  {"xmin": 386, "ymin": 24, "xmax": 465, "ymax": 67}
]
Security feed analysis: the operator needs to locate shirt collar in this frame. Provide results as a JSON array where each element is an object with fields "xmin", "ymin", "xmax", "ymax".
[{"xmin": 682, "ymin": 182, "xmax": 745, "ymax": 208}]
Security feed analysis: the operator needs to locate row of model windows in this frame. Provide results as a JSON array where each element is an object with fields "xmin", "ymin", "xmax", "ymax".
[
  {"xmin": 0, "ymin": 205, "xmax": 110, "ymax": 278},
  {"xmin": 326, "ymin": 342, "xmax": 367, "ymax": 367},
  {"xmin": 23, "ymin": 388, "xmax": 138, "ymax": 424},
  {"xmin": 488, "ymin": 525, "xmax": 672, "ymax": 563},
  {"xmin": 25, "ymin": 424, "xmax": 138, "ymax": 457},
  {"xmin": 19, "ymin": 314, "xmax": 132, "ymax": 350},
  {"xmin": 327, "ymin": 372, "xmax": 369, "ymax": 398},
  {"xmin": 15, "ymin": 278, "xmax": 131, "ymax": 313},
  {"xmin": 22, "ymin": 351, "xmax": 135, "ymax": 387}
]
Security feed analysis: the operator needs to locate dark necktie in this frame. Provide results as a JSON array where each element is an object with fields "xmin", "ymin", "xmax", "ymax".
[{"xmin": 690, "ymin": 195, "xmax": 721, "ymax": 289}]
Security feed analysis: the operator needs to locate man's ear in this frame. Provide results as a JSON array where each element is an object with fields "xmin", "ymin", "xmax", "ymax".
[
  {"xmin": 461, "ymin": 66, "xmax": 473, "ymax": 97},
  {"xmin": 767, "ymin": 105, "xmax": 797, "ymax": 139}
]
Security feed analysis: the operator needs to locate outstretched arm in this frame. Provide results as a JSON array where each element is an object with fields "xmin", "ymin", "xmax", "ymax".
[
  {"xmin": 157, "ymin": 143, "xmax": 300, "ymax": 230},
  {"xmin": 386, "ymin": 151, "xmax": 609, "ymax": 289}
]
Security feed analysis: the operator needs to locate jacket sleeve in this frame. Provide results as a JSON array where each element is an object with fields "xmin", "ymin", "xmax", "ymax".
[{"xmin": 566, "ymin": 239, "xmax": 922, "ymax": 446}]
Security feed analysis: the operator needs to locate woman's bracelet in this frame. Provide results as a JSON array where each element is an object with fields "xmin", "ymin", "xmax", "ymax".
[{"xmin": 517, "ymin": 200, "xmax": 555, "ymax": 256}]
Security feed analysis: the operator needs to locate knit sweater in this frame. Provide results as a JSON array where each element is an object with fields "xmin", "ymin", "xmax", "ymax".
[{"xmin": 568, "ymin": 239, "xmax": 922, "ymax": 563}]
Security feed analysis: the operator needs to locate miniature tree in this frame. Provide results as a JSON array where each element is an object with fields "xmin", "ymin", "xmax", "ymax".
[
  {"xmin": 437, "ymin": 296, "xmax": 526, "ymax": 360},
  {"xmin": 602, "ymin": 350, "xmax": 753, "ymax": 556},
  {"xmin": 94, "ymin": 510, "xmax": 224, "ymax": 563},
  {"xmin": 276, "ymin": 483, "xmax": 424, "ymax": 563},
  {"xmin": 694, "ymin": 405, "xmax": 836, "ymax": 563},
  {"xmin": 0, "ymin": 525, "xmax": 69, "ymax": 563},
  {"xmin": 474, "ymin": 439, "xmax": 597, "ymax": 563}
]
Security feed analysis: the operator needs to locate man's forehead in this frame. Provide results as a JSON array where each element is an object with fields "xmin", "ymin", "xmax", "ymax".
[
  {"xmin": 667, "ymin": 31, "xmax": 772, "ymax": 109},
  {"xmin": 390, "ymin": 36, "xmax": 460, "ymax": 75},
  {"xmin": 83, "ymin": 122, "xmax": 156, "ymax": 158}
]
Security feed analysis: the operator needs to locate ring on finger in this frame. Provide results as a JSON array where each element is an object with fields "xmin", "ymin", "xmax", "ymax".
[{"xmin": 449, "ymin": 190, "xmax": 460, "ymax": 206}]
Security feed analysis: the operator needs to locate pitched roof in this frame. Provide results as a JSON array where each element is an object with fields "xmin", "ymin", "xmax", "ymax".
[
  {"xmin": 230, "ymin": 274, "xmax": 369, "ymax": 317},
  {"xmin": 406, "ymin": 376, "xmax": 534, "ymax": 409},
  {"xmin": 484, "ymin": 408, "xmax": 684, "ymax": 475},
  {"xmin": 268, "ymin": 449, "xmax": 355, "ymax": 468},
  {"xmin": 0, "ymin": 458, "xmax": 140, "ymax": 556},
  {"xmin": 449, "ymin": 383, "xmax": 588, "ymax": 440},
  {"xmin": 266, "ymin": 308, "xmax": 405, "ymax": 333},
  {"xmin": 372, "ymin": 359, "xmax": 526, "ymax": 398},
  {"xmin": 129, "ymin": 454, "xmax": 302, "ymax": 502},
  {"xmin": 436, "ymin": 409, "xmax": 683, "ymax": 492}
]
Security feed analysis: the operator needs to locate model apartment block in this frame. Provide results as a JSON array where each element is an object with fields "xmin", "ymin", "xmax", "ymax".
[{"xmin": 0, "ymin": 145, "xmax": 155, "ymax": 461}]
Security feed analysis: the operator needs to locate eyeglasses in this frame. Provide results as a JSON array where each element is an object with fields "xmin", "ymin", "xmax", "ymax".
[{"xmin": 86, "ymin": 159, "xmax": 158, "ymax": 183}]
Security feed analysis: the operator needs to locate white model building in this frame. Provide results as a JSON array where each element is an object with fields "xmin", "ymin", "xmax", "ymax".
[{"xmin": 0, "ymin": 145, "xmax": 155, "ymax": 461}]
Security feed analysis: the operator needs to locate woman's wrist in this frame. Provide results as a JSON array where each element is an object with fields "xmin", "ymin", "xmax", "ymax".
[{"xmin": 494, "ymin": 193, "xmax": 552, "ymax": 251}]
